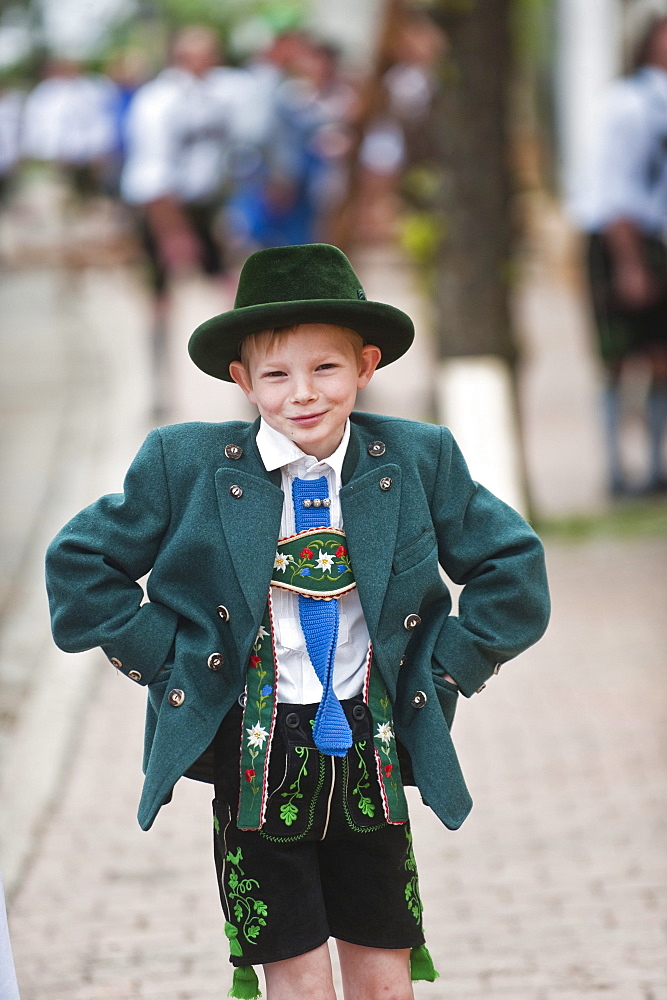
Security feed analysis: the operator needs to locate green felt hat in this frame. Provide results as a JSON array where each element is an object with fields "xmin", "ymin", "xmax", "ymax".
[{"xmin": 188, "ymin": 243, "xmax": 414, "ymax": 381}]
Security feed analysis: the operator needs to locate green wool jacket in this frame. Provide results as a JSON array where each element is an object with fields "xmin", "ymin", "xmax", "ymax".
[{"xmin": 45, "ymin": 412, "xmax": 550, "ymax": 832}]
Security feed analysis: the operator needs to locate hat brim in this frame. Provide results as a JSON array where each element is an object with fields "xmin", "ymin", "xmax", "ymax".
[{"xmin": 188, "ymin": 298, "xmax": 414, "ymax": 381}]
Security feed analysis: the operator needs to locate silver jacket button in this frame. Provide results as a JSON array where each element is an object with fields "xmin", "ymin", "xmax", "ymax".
[
  {"xmin": 368, "ymin": 440, "xmax": 386, "ymax": 457},
  {"xmin": 225, "ymin": 444, "xmax": 243, "ymax": 460},
  {"xmin": 208, "ymin": 652, "xmax": 224, "ymax": 671},
  {"xmin": 403, "ymin": 613, "xmax": 422, "ymax": 630},
  {"xmin": 379, "ymin": 477, "xmax": 392, "ymax": 491},
  {"xmin": 476, "ymin": 683, "xmax": 487, "ymax": 693},
  {"xmin": 168, "ymin": 688, "xmax": 185, "ymax": 707},
  {"xmin": 493, "ymin": 663, "xmax": 502, "ymax": 675},
  {"xmin": 216, "ymin": 605, "xmax": 230, "ymax": 622},
  {"xmin": 128, "ymin": 670, "xmax": 142, "ymax": 682},
  {"xmin": 229, "ymin": 484, "xmax": 243, "ymax": 498},
  {"xmin": 110, "ymin": 656, "xmax": 123, "ymax": 669},
  {"xmin": 411, "ymin": 690, "xmax": 427, "ymax": 709}
]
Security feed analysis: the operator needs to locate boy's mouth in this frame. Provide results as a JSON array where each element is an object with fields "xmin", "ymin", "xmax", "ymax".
[{"xmin": 289, "ymin": 411, "xmax": 327, "ymax": 426}]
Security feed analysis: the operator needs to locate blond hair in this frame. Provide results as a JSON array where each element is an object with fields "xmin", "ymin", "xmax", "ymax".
[{"xmin": 239, "ymin": 324, "xmax": 365, "ymax": 374}]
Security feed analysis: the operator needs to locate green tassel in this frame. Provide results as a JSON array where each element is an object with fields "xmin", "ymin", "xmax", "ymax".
[
  {"xmin": 228, "ymin": 964, "xmax": 262, "ymax": 1000},
  {"xmin": 410, "ymin": 944, "xmax": 440, "ymax": 983},
  {"xmin": 224, "ymin": 921, "xmax": 244, "ymax": 958}
]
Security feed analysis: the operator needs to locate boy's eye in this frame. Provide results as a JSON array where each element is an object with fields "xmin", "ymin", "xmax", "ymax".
[
  {"xmin": 262, "ymin": 370, "xmax": 286, "ymax": 378},
  {"xmin": 316, "ymin": 363, "xmax": 337, "ymax": 371}
]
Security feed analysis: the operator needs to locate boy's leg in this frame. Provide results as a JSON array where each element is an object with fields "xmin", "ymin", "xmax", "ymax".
[
  {"xmin": 263, "ymin": 943, "xmax": 336, "ymax": 1000},
  {"xmin": 336, "ymin": 941, "xmax": 413, "ymax": 1000}
]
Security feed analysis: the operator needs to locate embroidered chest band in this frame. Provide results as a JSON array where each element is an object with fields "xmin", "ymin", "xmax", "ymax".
[{"xmin": 271, "ymin": 527, "xmax": 356, "ymax": 600}]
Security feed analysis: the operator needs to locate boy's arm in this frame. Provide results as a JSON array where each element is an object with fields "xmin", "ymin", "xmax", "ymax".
[
  {"xmin": 45, "ymin": 430, "xmax": 179, "ymax": 686},
  {"xmin": 430, "ymin": 428, "xmax": 550, "ymax": 698}
]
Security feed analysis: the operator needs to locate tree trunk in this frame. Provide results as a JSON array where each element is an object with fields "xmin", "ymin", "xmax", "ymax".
[{"xmin": 431, "ymin": 0, "xmax": 515, "ymax": 360}]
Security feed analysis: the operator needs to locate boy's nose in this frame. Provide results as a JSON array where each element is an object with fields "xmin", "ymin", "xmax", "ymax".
[{"xmin": 291, "ymin": 375, "xmax": 317, "ymax": 403}]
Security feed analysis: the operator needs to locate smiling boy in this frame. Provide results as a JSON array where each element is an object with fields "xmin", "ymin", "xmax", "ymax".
[{"xmin": 46, "ymin": 243, "xmax": 550, "ymax": 1000}]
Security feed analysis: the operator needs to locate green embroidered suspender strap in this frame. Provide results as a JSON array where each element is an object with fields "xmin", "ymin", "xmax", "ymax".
[{"xmin": 237, "ymin": 530, "xmax": 408, "ymax": 831}]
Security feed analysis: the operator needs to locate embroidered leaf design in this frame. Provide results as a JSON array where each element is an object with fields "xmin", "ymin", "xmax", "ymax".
[
  {"xmin": 234, "ymin": 903, "xmax": 243, "ymax": 922},
  {"xmin": 213, "ymin": 814, "xmax": 220, "ymax": 835},
  {"xmin": 246, "ymin": 925, "xmax": 260, "ymax": 939},
  {"xmin": 254, "ymin": 901, "xmax": 268, "ymax": 916},
  {"xmin": 358, "ymin": 795, "xmax": 375, "ymax": 817},
  {"xmin": 280, "ymin": 802, "xmax": 299, "ymax": 826}
]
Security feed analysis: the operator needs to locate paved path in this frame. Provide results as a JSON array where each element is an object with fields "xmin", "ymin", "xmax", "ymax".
[
  {"xmin": 1, "ymin": 195, "xmax": 666, "ymax": 998},
  {"xmin": 6, "ymin": 532, "xmax": 667, "ymax": 1000}
]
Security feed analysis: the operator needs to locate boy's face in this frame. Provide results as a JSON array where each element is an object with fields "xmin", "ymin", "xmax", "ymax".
[{"xmin": 229, "ymin": 325, "xmax": 381, "ymax": 461}]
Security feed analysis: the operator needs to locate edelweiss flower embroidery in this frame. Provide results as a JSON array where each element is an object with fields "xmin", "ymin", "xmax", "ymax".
[
  {"xmin": 256, "ymin": 624, "xmax": 269, "ymax": 642},
  {"xmin": 246, "ymin": 723, "xmax": 269, "ymax": 748},
  {"xmin": 315, "ymin": 551, "xmax": 334, "ymax": 571},
  {"xmin": 274, "ymin": 552, "xmax": 291, "ymax": 572},
  {"xmin": 376, "ymin": 722, "xmax": 393, "ymax": 745}
]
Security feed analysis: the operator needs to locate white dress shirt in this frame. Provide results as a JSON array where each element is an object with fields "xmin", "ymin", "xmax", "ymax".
[{"xmin": 256, "ymin": 418, "xmax": 371, "ymax": 704}]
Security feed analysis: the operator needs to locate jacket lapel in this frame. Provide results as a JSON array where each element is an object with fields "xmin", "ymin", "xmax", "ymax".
[
  {"xmin": 341, "ymin": 462, "xmax": 401, "ymax": 637},
  {"xmin": 214, "ymin": 426, "xmax": 283, "ymax": 627}
]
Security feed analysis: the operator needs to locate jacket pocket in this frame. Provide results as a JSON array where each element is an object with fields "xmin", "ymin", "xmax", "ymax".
[
  {"xmin": 432, "ymin": 672, "xmax": 459, "ymax": 730},
  {"xmin": 392, "ymin": 529, "xmax": 436, "ymax": 575}
]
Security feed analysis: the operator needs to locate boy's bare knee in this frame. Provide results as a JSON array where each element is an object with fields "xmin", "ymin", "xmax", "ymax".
[
  {"xmin": 263, "ymin": 942, "xmax": 336, "ymax": 1000},
  {"xmin": 336, "ymin": 941, "xmax": 414, "ymax": 1000}
]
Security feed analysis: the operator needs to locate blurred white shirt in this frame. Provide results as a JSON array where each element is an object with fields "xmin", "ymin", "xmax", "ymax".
[
  {"xmin": 0, "ymin": 89, "xmax": 23, "ymax": 176},
  {"xmin": 256, "ymin": 418, "xmax": 370, "ymax": 705},
  {"xmin": 120, "ymin": 65, "xmax": 263, "ymax": 205},
  {"xmin": 21, "ymin": 74, "xmax": 117, "ymax": 164},
  {"xmin": 571, "ymin": 67, "xmax": 667, "ymax": 236}
]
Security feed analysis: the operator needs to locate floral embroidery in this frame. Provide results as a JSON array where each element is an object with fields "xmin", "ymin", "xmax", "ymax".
[
  {"xmin": 245, "ymin": 768, "xmax": 255, "ymax": 782},
  {"xmin": 249, "ymin": 655, "xmax": 261, "ymax": 669},
  {"xmin": 315, "ymin": 551, "xmax": 335, "ymax": 571},
  {"xmin": 352, "ymin": 742, "xmax": 375, "ymax": 818},
  {"xmin": 404, "ymin": 829, "xmax": 423, "ymax": 923},
  {"xmin": 246, "ymin": 723, "xmax": 269, "ymax": 749},
  {"xmin": 368, "ymin": 663, "xmax": 408, "ymax": 822},
  {"xmin": 226, "ymin": 848, "xmax": 269, "ymax": 945},
  {"xmin": 274, "ymin": 551, "xmax": 292, "ymax": 572},
  {"xmin": 279, "ymin": 746, "xmax": 309, "ymax": 826},
  {"xmin": 272, "ymin": 530, "xmax": 354, "ymax": 594},
  {"xmin": 376, "ymin": 721, "xmax": 393, "ymax": 745},
  {"xmin": 256, "ymin": 625, "xmax": 269, "ymax": 642}
]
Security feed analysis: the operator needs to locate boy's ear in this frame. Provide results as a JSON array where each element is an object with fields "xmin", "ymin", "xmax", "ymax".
[
  {"xmin": 357, "ymin": 345, "xmax": 382, "ymax": 389},
  {"xmin": 229, "ymin": 361, "xmax": 254, "ymax": 400}
]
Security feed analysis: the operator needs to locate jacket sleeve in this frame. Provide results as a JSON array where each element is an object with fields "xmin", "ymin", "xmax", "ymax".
[
  {"xmin": 430, "ymin": 427, "xmax": 550, "ymax": 697},
  {"xmin": 45, "ymin": 429, "xmax": 179, "ymax": 686}
]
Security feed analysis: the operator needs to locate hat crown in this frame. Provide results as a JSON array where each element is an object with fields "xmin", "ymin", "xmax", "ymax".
[{"xmin": 234, "ymin": 244, "xmax": 365, "ymax": 310}]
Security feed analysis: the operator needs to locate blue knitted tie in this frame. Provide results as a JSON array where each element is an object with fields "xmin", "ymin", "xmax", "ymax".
[{"xmin": 292, "ymin": 476, "xmax": 353, "ymax": 756}]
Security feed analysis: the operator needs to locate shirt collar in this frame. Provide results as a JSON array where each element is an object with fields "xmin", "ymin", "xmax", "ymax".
[{"xmin": 256, "ymin": 418, "xmax": 350, "ymax": 478}]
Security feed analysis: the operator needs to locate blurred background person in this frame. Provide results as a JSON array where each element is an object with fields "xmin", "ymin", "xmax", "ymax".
[
  {"xmin": 0, "ymin": 80, "xmax": 22, "ymax": 208},
  {"xmin": 573, "ymin": 15, "xmax": 667, "ymax": 498},
  {"xmin": 239, "ymin": 35, "xmax": 356, "ymax": 248},
  {"xmin": 21, "ymin": 58, "xmax": 118, "ymax": 201},
  {"xmin": 119, "ymin": 24, "xmax": 262, "ymax": 414}
]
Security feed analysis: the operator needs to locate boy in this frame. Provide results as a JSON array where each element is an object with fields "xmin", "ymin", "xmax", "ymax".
[{"xmin": 46, "ymin": 243, "xmax": 550, "ymax": 1000}]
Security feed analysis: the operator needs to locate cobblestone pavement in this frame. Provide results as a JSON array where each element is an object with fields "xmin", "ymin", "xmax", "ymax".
[
  {"xmin": 7, "ymin": 531, "xmax": 667, "ymax": 1000},
  {"xmin": 2, "ymin": 196, "xmax": 666, "ymax": 998}
]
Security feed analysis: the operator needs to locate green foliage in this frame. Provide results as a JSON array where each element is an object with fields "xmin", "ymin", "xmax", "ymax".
[
  {"xmin": 535, "ymin": 499, "xmax": 667, "ymax": 542},
  {"xmin": 512, "ymin": 0, "xmax": 554, "ymax": 67}
]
